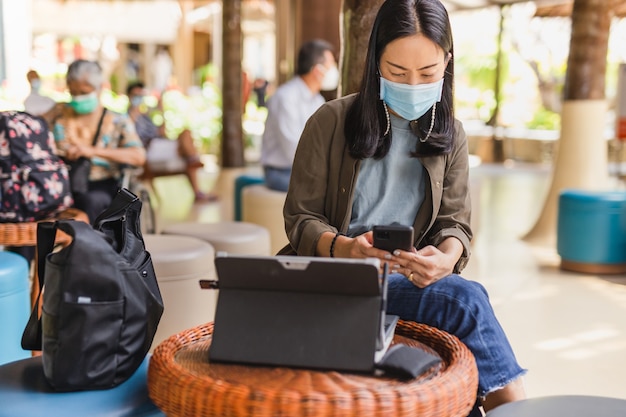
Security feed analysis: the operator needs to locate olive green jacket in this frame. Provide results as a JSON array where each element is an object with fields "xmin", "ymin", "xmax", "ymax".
[{"xmin": 280, "ymin": 94, "xmax": 473, "ymax": 273}]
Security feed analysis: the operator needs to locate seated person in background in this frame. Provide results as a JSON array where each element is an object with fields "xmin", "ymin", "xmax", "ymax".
[
  {"xmin": 126, "ymin": 81, "xmax": 216, "ymax": 202},
  {"xmin": 260, "ymin": 39, "xmax": 339, "ymax": 192},
  {"xmin": 23, "ymin": 69, "xmax": 56, "ymax": 117},
  {"xmin": 52, "ymin": 59, "xmax": 146, "ymax": 224}
]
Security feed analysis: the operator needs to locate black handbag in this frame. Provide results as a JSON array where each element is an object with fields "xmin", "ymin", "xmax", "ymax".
[
  {"xmin": 21, "ymin": 188, "xmax": 164, "ymax": 391},
  {"xmin": 66, "ymin": 108, "xmax": 106, "ymax": 196},
  {"xmin": 67, "ymin": 157, "xmax": 91, "ymax": 195}
]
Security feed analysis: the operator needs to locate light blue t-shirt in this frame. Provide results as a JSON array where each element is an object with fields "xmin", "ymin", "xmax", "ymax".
[{"xmin": 348, "ymin": 113, "xmax": 425, "ymax": 237}]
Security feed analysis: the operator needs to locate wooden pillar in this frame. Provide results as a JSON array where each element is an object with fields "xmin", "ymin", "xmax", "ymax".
[
  {"xmin": 141, "ymin": 43, "xmax": 156, "ymax": 91},
  {"xmin": 114, "ymin": 43, "xmax": 128, "ymax": 95},
  {"xmin": 274, "ymin": 0, "xmax": 296, "ymax": 85},
  {"xmin": 524, "ymin": 0, "xmax": 614, "ymax": 247},
  {"xmin": 221, "ymin": 0, "xmax": 244, "ymax": 168},
  {"xmin": 172, "ymin": 0, "xmax": 194, "ymax": 92},
  {"xmin": 296, "ymin": 0, "xmax": 341, "ymax": 53},
  {"xmin": 340, "ymin": 0, "xmax": 383, "ymax": 96}
]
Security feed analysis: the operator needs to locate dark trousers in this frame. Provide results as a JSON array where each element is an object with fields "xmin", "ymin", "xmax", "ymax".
[{"xmin": 72, "ymin": 178, "xmax": 119, "ymax": 225}]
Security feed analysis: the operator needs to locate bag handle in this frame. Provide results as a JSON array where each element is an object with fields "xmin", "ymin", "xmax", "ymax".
[
  {"xmin": 21, "ymin": 221, "xmax": 96, "ymax": 351},
  {"xmin": 21, "ymin": 221, "xmax": 60, "ymax": 351},
  {"xmin": 91, "ymin": 107, "xmax": 107, "ymax": 147},
  {"xmin": 93, "ymin": 187, "xmax": 139, "ymax": 229},
  {"xmin": 64, "ymin": 108, "xmax": 107, "ymax": 182}
]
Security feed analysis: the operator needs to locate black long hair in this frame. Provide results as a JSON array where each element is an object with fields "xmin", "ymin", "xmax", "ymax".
[{"xmin": 344, "ymin": 0, "xmax": 455, "ymax": 159}]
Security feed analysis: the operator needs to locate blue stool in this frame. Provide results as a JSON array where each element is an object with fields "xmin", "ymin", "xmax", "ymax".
[
  {"xmin": 0, "ymin": 356, "xmax": 164, "ymax": 417},
  {"xmin": 557, "ymin": 189, "xmax": 626, "ymax": 274},
  {"xmin": 0, "ymin": 252, "xmax": 30, "ymax": 366},
  {"xmin": 234, "ymin": 174, "xmax": 265, "ymax": 221}
]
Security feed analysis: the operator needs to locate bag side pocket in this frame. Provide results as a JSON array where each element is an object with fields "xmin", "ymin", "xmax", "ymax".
[{"xmin": 47, "ymin": 298, "xmax": 124, "ymax": 391}]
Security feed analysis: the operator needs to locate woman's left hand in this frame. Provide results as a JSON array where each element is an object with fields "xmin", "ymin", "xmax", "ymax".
[{"xmin": 393, "ymin": 238, "xmax": 462, "ymax": 288}]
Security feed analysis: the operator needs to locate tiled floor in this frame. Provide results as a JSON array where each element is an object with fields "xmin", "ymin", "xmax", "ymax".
[
  {"xmin": 466, "ymin": 162, "xmax": 626, "ymax": 400},
  {"xmin": 152, "ymin": 159, "xmax": 626, "ymax": 400}
]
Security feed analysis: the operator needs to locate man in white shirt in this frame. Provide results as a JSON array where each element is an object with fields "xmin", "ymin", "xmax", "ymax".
[
  {"xmin": 23, "ymin": 70, "xmax": 56, "ymax": 116},
  {"xmin": 260, "ymin": 39, "xmax": 339, "ymax": 191}
]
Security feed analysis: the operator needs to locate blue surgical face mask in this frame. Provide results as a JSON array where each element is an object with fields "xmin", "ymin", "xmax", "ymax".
[
  {"xmin": 130, "ymin": 95, "xmax": 144, "ymax": 108},
  {"xmin": 379, "ymin": 77, "xmax": 444, "ymax": 121},
  {"xmin": 69, "ymin": 91, "xmax": 99, "ymax": 115},
  {"xmin": 31, "ymin": 79, "xmax": 42, "ymax": 92}
]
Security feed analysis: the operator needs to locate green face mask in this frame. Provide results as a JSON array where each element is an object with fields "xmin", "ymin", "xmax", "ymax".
[{"xmin": 69, "ymin": 92, "xmax": 99, "ymax": 114}]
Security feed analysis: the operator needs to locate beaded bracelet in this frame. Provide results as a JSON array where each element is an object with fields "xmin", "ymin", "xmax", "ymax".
[{"xmin": 329, "ymin": 232, "xmax": 342, "ymax": 258}]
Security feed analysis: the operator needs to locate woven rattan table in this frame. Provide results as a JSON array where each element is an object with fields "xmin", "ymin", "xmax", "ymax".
[{"xmin": 148, "ymin": 320, "xmax": 478, "ymax": 417}]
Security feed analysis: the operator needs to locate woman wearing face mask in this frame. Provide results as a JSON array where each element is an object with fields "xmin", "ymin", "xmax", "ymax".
[
  {"xmin": 281, "ymin": 0, "xmax": 526, "ymax": 414},
  {"xmin": 260, "ymin": 39, "xmax": 339, "ymax": 192},
  {"xmin": 52, "ymin": 59, "xmax": 145, "ymax": 223}
]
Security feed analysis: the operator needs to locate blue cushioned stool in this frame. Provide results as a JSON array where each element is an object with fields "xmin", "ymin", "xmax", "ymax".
[
  {"xmin": 557, "ymin": 189, "xmax": 626, "ymax": 274},
  {"xmin": 234, "ymin": 174, "xmax": 265, "ymax": 221},
  {"xmin": 0, "ymin": 356, "xmax": 164, "ymax": 417},
  {"xmin": 0, "ymin": 252, "xmax": 30, "ymax": 366}
]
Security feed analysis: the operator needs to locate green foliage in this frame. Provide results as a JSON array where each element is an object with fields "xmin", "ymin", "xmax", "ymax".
[
  {"xmin": 455, "ymin": 50, "xmax": 511, "ymax": 123},
  {"xmin": 457, "ymin": 54, "xmax": 497, "ymax": 92},
  {"xmin": 159, "ymin": 83, "xmax": 223, "ymax": 155},
  {"xmin": 101, "ymin": 89, "xmax": 129, "ymax": 114},
  {"xmin": 526, "ymin": 107, "xmax": 560, "ymax": 130},
  {"xmin": 128, "ymin": 83, "xmax": 223, "ymax": 156},
  {"xmin": 455, "ymin": 89, "xmax": 497, "ymax": 122},
  {"xmin": 606, "ymin": 61, "xmax": 621, "ymax": 98}
]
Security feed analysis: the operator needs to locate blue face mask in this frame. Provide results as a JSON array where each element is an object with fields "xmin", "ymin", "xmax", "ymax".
[
  {"xmin": 130, "ymin": 95, "xmax": 144, "ymax": 108},
  {"xmin": 31, "ymin": 79, "xmax": 42, "ymax": 92},
  {"xmin": 379, "ymin": 77, "xmax": 444, "ymax": 121}
]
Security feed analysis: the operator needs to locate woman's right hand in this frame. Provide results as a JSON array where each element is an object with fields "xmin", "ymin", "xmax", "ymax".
[{"xmin": 330, "ymin": 231, "xmax": 399, "ymax": 271}]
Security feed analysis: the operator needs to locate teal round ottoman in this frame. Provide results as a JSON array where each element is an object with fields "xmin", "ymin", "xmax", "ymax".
[
  {"xmin": 234, "ymin": 174, "xmax": 265, "ymax": 221},
  {"xmin": 0, "ymin": 356, "xmax": 164, "ymax": 416},
  {"xmin": 0, "ymin": 251, "xmax": 30, "ymax": 366},
  {"xmin": 557, "ymin": 189, "xmax": 626, "ymax": 274}
]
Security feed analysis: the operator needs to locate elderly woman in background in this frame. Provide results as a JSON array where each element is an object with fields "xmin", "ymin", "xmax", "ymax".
[{"xmin": 52, "ymin": 59, "xmax": 145, "ymax": 223}]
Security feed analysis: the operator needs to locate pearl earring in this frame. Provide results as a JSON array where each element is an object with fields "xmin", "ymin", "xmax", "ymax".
[
  {"xmin": 382, "ymin": 101, "xmax": 390, "ymax": 136},
  {"xmin": 419, "ymin": 103, "xmax": 436, "ymax": 143}
]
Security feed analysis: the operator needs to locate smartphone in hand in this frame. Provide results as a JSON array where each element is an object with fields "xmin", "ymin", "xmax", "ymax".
[{"xmin": 373, "ymin": 225, "xmax": 414, "ymax": 253}]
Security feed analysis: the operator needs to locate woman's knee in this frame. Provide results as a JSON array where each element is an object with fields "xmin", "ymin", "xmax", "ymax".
[
  {"xmin": 389, "ymin": 274, "xmax": 489, "ymax": 307},
  {"xmin": 426, "ymin": 276, "xmax": 495, "ymax": 323},
  {"xmin": 387, "ymin": 274, "xmax": 492, "ymax": 329},
  {"xmin": 430, "ymin": 275, "xmax": 489, "ymax": 304}
]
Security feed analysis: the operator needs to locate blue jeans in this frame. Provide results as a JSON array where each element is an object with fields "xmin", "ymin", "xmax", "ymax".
[
  {"xmin": 386, "ymin": 273, "xmax": 526, "ymax": 403},
  {"xmin": 263, "ymin": 166, "xmax": 291, "ymax": 192}
]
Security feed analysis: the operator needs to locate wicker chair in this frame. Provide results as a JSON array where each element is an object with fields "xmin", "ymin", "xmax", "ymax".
[{"xmin": 0, "ymin": 208, "xmax": 89, "ymax": 307}]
